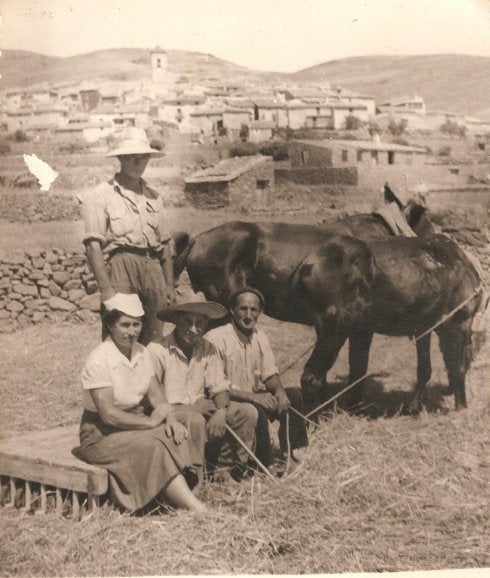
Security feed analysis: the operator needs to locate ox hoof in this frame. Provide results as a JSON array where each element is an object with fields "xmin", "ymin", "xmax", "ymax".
[{"xmin": 405, "ymin": 395, "xmax": 423, "ymax": 415}]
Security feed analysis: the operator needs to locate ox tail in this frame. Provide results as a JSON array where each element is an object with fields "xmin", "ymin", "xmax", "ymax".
[
  {"xmin": 470, "ymin": 287, "xmax": 488, "ymax": 361},
  {"xmin": 172, "ymin": 232, "xmax": 194, "ymax": 281}
]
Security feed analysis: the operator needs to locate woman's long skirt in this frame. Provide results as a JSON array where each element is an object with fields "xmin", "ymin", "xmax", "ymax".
[{"xmin": 74, "ymin": 410, "xmax": 206, "ymax": 511}]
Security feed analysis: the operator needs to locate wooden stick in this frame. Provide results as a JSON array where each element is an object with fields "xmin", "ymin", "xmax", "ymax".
[
  {"xmin": 289, "ymin": 406, "xmax": 320, "ymax": 428},
  {"xmin": 72, "ymin": 492, "xmax": 80, "ymax": 520},
  {"xmin": 225, "ymin": 425, "xmax": 279, "ymax": 484},
  {"xmin": 305, "ymin": 372, "xmax": 374, "ymax": 419},
  {"xmin": 24, "ymin": 481, "xmax": 32, "ymax": 511}
]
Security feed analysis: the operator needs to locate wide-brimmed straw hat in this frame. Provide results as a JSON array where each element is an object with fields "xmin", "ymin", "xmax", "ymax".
[
  {"xmin": 157, "ymin": 298, "xmax": 227, "ymax": 323},
  {"xmin": 103, "ymin": 293, "xmax": 145, "ymax": 317},
  {"xmin": 106, "ymin": 127, "xmax": 164, "ymax": 158}
]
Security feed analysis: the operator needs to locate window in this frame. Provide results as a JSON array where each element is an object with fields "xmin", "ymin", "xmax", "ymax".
[
  {"xmin": 156, "ymin": 58, "xmax": 161, "ymax": 68},
  {"xmin": 356, "ymin": 150, "xmax": 362, "ymax": 162},
  {"xmin": 341, "ymin": 149, "xmax": 348, "ymax": 162},
  {"xmin": 371, "ymin": 150, "xmax": 378, "ymax": 164},
  {"xmin": 301, "ymin": 150, "xmax": 309, "ymax": 165},
  {"xmin": 388, "ymin": 151, "xmax": 395, "ymax": 165}
]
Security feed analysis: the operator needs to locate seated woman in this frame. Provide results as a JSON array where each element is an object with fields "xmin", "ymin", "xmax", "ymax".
[{"xmin": 74, "ymin": 293, "xmax": 207, "ymax": 513}]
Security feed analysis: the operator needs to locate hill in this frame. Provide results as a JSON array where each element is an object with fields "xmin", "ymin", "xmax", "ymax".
[
  {"xmin": 0, "ymin": 48, "xmax": 286, "ymax": 91},
  {"xmin": 2, "ymin": 50, "xmax": 489, "ymax": 119},
  {"xmin": 292, "ymin": 54, "xmax": 490, "ymax": 119}
]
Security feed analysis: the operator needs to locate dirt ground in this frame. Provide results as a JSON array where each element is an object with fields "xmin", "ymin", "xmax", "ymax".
[{"xmin": 0, "ymin": 136, "xmax": 489, "ymax": 575}]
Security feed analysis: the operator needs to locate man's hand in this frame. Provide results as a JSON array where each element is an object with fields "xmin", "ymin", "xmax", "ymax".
[
  {"xmin": 207, "ymin": 407, "xmax": 227, "ymax": 440},
  {"xmin": 275, "ymin": 389, "xmax": 291, "ymax": 414},
  {"xmin": 251, "ymin": 392, "xmax": 278, "ymax": 413},
  {"xmin": 167, "ymin": 287, "xmax": 177, "ymax": 306},
  {"xmin": 192, "ymin": 398, "xmax": 216, "ymax": 418},
  {"xmin": 165, "ymin": 416, "xmax": 188, "ymax": 444}
]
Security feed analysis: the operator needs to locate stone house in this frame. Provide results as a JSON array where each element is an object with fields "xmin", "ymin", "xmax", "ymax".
[
  {"xmin": 252, "ymin": 99, "xmax": 287, "ymax": 127},
  {"xmin": 249, "ymin": 121, "xmax": 275, "ymax": 143},
  {"xmin": 184, "ymin": 155, "xmax": 275, "ymax": 208},
  {"xmin": 222, "ymin": 107, "xmax": 252, "ymax": 137},
  {"xmin": 290, "ymin": 138, "xmax": 427, "ymax": 168},
  {"xmin": 188, "ymin": 108, "xmax": 224, "ymax": 136},
  {"xmin": 157, "ymin": 96, "xmax": 206, "ymax": 128},
  {"xmin": 378, "ymin": 95, "xmax": 426, "ymax": 116}
]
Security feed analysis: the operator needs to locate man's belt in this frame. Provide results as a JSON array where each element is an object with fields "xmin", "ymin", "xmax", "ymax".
[{"xmin": 109, "ymin": 246, "xmax": 163, "ymax": 259}]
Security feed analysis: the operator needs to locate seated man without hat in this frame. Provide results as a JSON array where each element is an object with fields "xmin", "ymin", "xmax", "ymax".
[
  {"xmin": 147, "ymin": 298, "xmax": 259, "ymax": 483},
  {"xmin": 82, "ymin": 127, "xmax": 176, "ymax": 346},
  {"xmin": 205, "ymin": 287, "xmax": 308, "ymax": 471}
]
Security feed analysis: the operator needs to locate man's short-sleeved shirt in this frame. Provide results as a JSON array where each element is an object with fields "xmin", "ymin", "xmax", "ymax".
[
  {"xmin": 82, "ymin": 176, "xmax": 171, "ymax": 254},
  {"xmin": 205, "ymin": 323, "xmax": 279, "ymax": 393},
  {"xmin": 81, "ymin": 337, "xmax": 155, "ymax": 412},
  {"xmin": 147, "ymin": 332, "xmax": 229, "ymax": 405}
]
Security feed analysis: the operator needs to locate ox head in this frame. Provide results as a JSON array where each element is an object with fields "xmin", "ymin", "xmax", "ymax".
[{"xmin": 293, "ymin": 235, "xmax": 374, "ymax": 331}]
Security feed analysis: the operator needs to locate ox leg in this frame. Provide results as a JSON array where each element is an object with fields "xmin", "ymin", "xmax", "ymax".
[
  {"xmin": 406, "ymin": 334, "xmax": 432, "ymax": 414},
  {"xmin": 301, "ymin": 330, "xmax": 347, "ymax": 418},
  {"xmin": 437, "ymin": 322, "xmax": 471, "ymax": 410},
  {"xmin": 346, "ymin": 331, "xmax": 373, "ymax": 411}
]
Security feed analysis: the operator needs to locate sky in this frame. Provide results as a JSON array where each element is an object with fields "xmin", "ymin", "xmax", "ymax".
[{"xmin": 0, "ymin": 0, "xmax": 489, "ymax": 72}]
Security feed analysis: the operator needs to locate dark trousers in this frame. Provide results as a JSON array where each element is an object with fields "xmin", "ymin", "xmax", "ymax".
[
  {"xmin": 253, "ymin": 387, "xmax": 309, "ymax": 467},
  {"xmin": 101, "ymin": 251, "xmax": 168, "ymax": 345}
]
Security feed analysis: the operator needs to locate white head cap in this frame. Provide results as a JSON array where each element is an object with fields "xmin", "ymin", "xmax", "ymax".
[{"xmin": 104, "ymin": 293, "xmax": 145, "ymax": 318}]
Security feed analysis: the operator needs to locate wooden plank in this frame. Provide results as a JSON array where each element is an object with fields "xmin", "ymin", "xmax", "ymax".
[
  {"xmin": 24, "ymin": 481, "xmax": 31, "ymax": 510},
  {"xmin": 39, "ymin": 484, "xmax": 47, "ymax": 514},
  {"xmin": 0, "ymin": 425, "xmax": 108, "ymax": 495},
  {"xmin": 0, "ymin": 454, "xmax": 108, "ymax": 495},
  {"xmin": 55, "ymin": 487, "xmax": 63, "ymax": 515},
  {"xmin": 72, "ymin": 492, "xmax": 80, "ymax": 520}
]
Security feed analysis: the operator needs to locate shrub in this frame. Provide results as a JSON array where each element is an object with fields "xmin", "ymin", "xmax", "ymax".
[
  {"xmin": 437, "ymin": 145, "xmax": 452, "ymax": 157},
  {"xmin": 229, "ymin": 142, "xmax": 260, "ymax": 157},
  {"xmin": 388, "ymin": 119, "xmax": 408, "ymax": 136},
  {"xmin": 343, "ymin": 115, "xmax": 363, "ymax": 131},
  {"xmin": 259, "ymin": 141, "xmax": 289, "ymax": 160},
  {"xmin": 239, "ymin": 124, "xmax": 249, "ymax": 142},
  {"xmin": 440, "ymin": 120, "xmax": 466, "ymax": 137},
  {"xmin": 0, "ymin": 141, "xmax": 12, "ymax": 155},
  {"xmin": 13, "ymin": 129, "xmax": 28, "ymax": 143}
]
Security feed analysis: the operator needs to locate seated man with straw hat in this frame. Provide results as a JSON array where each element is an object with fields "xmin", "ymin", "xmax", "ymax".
[
  {"xmin": 82, "ymin": 127, "xmax": 176, "ymax": 346},
  {"xmin": 205, "ymin": 287, "xmax": 308, "ymax": 472},
  {"xmin": 147, "ymin": 298, "xmax": 259, "ymax": 484}
]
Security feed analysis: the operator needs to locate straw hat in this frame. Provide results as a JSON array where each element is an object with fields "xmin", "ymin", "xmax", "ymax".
[
  {"xmin": 104, "ymin": 293, "xmax": 145, "ymax": 317},
  {"xmin": 157, "ymin": 293, "xmax": 227, "ymax": 323},
  {"xmin": 106, "ymin": 127, "xmax": 164, "ymax": 158}
]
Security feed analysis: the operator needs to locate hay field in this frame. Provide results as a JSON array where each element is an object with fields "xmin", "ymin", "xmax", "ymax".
[
  {"xmin": 0, "ymin": 143, "xmax": 489, "ymax": 575},
  {"xmin": 0, "ymin": 296, "xmax": 489, "ymax": 575}
]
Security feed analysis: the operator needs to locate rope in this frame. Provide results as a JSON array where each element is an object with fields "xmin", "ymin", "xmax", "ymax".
[
  {"xmin": 279, "ymin": 343, "xmax": 315, "ymax": 377},
  {"xmin": 414, "ymin": 283, "xmax": 483, "ymax": 342}
]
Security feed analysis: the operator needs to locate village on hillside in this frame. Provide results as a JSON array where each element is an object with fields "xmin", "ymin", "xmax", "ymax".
[{"xmin": 1, "ymin": 47, "xmax": 490, "ymax": 216}]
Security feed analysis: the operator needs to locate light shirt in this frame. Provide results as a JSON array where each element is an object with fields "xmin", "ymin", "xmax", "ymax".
[
  {"xmin": 81, "ymin": 337, "xmax": 154, "ymax": 412},
  {"xmin": 205, "ymin": 323, "xmax": 279, "ymax": 393},
  {"xmin": 82, "ymin": 176, "xmax": 171, "ymax": 254},
  {"xmin": 147, "ymin": 332, "xmax": 229, "ymax": 405}
]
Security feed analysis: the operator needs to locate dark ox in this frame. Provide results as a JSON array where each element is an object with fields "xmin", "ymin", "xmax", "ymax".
[{"xmin": 173, "ymin": 215, "xmax": 482, "ymax": 413}]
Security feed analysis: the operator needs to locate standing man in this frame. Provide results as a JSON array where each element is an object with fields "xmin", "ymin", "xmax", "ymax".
[
  {"xmin": 147, "ymin": 300, "xmax": 258, "ymax": 483},
  {"xmin": 205, "ymin": 287, "xmax": 308, "ymax": 470},
  {"xmin": 82, "ymin": 127, "xmax": 176, "ymax": 345}
]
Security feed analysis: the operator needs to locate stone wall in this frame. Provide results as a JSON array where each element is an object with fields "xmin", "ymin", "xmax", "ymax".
[
  {"xmin": 275, "ymin": 167, "xmax": 358, "ymax": 186},
  {"xmin": 0, "ymin": 249, "xmax": 100, "ymax": 332}
]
